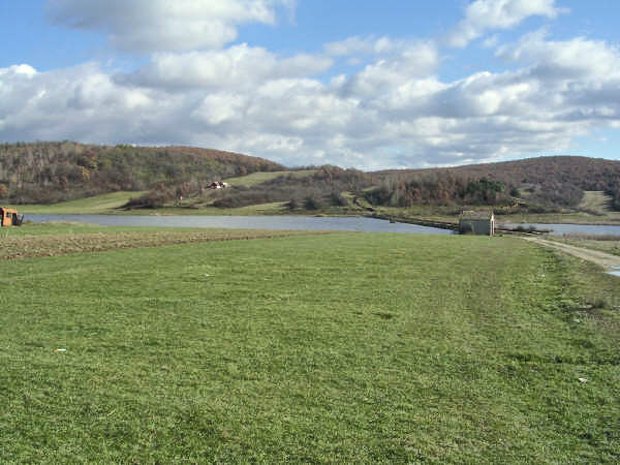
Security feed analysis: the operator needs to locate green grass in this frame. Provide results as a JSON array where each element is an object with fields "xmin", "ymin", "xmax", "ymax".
[
  {"xmin": 154, "ymin": 201, "xmax": 291, "ymax": 216},
  {"xmin": 16, "ymin": 191, "xmax": 146, "ymax": 214},
  {"xmin": 1, "ymin": 222, "xmax": 186, "ymax": 238},
  {"xmin": 1, "ymin": 222, "xmax": 236, "ymax": 237},
  {"xmin": 1, "ymin": 232, "xmax": 619, "ymax": 463},
  {"xmin": 224, "ymin": 170, "xmax": 316, "ymax": 187}
]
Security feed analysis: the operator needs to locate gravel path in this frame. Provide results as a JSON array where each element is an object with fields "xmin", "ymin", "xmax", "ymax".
[{"xmin": 521, "ymin": 236, "xmax": 620, "ymax": 270}]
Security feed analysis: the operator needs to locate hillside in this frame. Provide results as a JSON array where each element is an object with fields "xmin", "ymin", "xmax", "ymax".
[
  {"xmin": 211, "ymin": 155, "xmax": 620, "ymax": 216},
  {"xmin": 371, "ymin": 156, "xmax": 620, "ymax": 212},
  {"xmin": 2, "ymin": 142, "xmax": 619, "ymax": 216},
  {"xmin": 0, "ymin": 141, "xmax": 283, "ymax": 204}
]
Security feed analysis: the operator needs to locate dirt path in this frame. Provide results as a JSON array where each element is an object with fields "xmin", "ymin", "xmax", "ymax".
[{"xmin": 521, "ymin": 236, "xmax": 620, "ymax": 270}]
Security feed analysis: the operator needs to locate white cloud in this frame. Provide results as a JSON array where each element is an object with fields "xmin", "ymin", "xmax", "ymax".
[
  {"xmin": 498, "ymin": 30, "xmax": 620, "ymax": 79},
  {"xmin": 3, "ymin": 28, "xmax": 620, "ymax": 169},
  {"xmin": 0, "ymin": 63, "xmax": 155, "ymax": 142},
  {"xmin": 337, "ymin": 42, "xmax": 439, "ymax": 98},
  {"xmin": 2, "ymin": 2, "xmax": 620, "ymax": 169},
  {"xmin": 124, "ymin": 44, "xmax": 332, "ymax": 90},
  {"xmin": 192, "ymin": 93, "xmax": 248, "ymax": 125},
  {"xmin": 0, "ymin": 64, "xmax": 37, "ymax": 78},
  {"xmin": 47, "ymin": 0, "xmax": 294, "ymax": 52},
  {"xmin": 447, "ymin": 0, "xmax": 561, "ymax": 47}
]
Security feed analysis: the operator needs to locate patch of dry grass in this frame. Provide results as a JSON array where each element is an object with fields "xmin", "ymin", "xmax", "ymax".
[
  {"xmin": 549, "ymin": 234, "xmax": 620, "ymax": 257},
  {"xmin": 0, "ymin": 228, "xmax": 331, "ymax": 260}
]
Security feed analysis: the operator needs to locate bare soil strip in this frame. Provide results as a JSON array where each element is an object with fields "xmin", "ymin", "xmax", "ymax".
[
  {"xmin": 0, "ymin": 230, "xmax": 331, "ymax": 260},
  {"xmin": 521, "ymin": 235, "xmax": 620, "ymax": 270}
]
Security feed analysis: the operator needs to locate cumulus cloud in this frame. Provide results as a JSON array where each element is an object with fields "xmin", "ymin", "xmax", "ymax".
[
  {"xmin": 447, "ymin": 0, "xmax": 561, "ymax": 47},
  {"xmin": 2, "ymin": 0, "xmax": 619, "ymax": 169},
  {"xmin": 0, "ymin": 63, "xmax": 158, "ymax": 142},
  {"xmin": 47, "ymin": 0, "xmax": 294, "ymax": 52},
  {"xmin": 123, "ymin": 44, "xmax": 332, "ymax": 90},
  {"xmin": 336, "ymin": 41, "xmax": 439, "ymax": 98},
  {"xmin": 3, "ymin": 27, "xmax": 620, "ymax": 169},
  {"xmin": 498, "ymin": 30, "xmax": 620, "ymax": 79}
]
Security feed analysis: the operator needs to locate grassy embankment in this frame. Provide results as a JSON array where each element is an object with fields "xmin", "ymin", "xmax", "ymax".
[
  {"xmin": 1, "ymin": 225, "xmax": 619, "ymax": 463},
  {"xmin": 13, "ymin": 179, "xmax": 620, "ymax": 227},
  {"xmin": 500, "ymin": 191, "xmax": 620, "ymax": 225},
  {"xmin": 373, "ymin": 192, "xmax": 620, "ymax": 228},
  {"xmin": 0, "ymin": 223, "xmax": 326, "ymax": 259},
  {"xmin": 547, "ymin": 234, "xmax": 620, "ymax": 257},
  {"xmin": 15, "ymin": 171, "xmax": 317, "ymax": 216},
  {"xmin": 223, "ymin": 170, "xmax": 317, "ymax": 188},
  {"xmin": 14, "ymin": 192, "xmax": 145, "ymax": 215},
  {"xmin": 534, "ymin": 192, "xmax": 620, "ymax": 256},
  {"xmin": 14, "ymin": 192, "xmax": 288, "ymax": 217}
]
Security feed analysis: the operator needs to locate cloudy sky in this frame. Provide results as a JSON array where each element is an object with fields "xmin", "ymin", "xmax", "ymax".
[{"xmin": 1, "ymin": 0, "xmax": 620, "ymax": 169}]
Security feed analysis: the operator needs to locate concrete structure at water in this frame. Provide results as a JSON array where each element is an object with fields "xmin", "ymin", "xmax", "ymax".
[{"xmin": 459, "ymin": 210, "xmax": 495, "ymax": 236}]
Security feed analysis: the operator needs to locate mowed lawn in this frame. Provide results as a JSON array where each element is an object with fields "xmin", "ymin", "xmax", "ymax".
[{"xmin": 1, "ymin": 233, "xmax": 619, "ymax": 463}]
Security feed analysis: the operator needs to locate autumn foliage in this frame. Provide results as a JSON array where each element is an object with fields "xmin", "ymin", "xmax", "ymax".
[{"xmin": 0, "ymin": 141, "xmax": 282, "ymax": 204}]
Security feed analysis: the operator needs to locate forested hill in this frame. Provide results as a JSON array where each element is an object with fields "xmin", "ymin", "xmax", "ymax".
[
  {"xmin": 0, "ymin": 141, "xmax": 283, "ymax": 203},
  {"xmin": 380, "ymin": 156, "xmax": 620, "ymax": 189},
  {"xmin": 2, "ymin": 142, "xmax": 619, "ymax": 213},
  {"xmin": 370, "ymin": 156, "xmax": 620, "ymax": 210}
]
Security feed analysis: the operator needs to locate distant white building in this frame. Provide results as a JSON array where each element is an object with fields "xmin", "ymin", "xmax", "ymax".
[
  {"xmin": 208, "ymin": 181, "xmax": 229, "ymax": 189},
  {"xmin": 459, "ymin": 210, "xmax": 495, "ymax": 236}
]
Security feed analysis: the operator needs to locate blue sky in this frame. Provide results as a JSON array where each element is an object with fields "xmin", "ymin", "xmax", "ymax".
[{"xmin": 1, "ymin": 0, "xmax": 619, "ymax": 169}]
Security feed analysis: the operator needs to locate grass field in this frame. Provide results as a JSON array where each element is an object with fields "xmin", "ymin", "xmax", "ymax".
[
  {"xmin": 1, "ymin": 229, "xmax": 619, "ymax": 463},
  {"xmin": 0, "ymin": 224, "xmax": 328, "ymax": 260},
  {"xmin": 16, "ymin": 192, "xmax": 146, "ymax": 214},
  {"xmin": 223, "ymin": 170, "xmax": 316, "ymax": 187}
]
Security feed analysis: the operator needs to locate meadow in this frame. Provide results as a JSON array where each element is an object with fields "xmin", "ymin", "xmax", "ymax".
[
  {"xmin": 1, "ymin": 227, "xmax": 619, "ymax": 463},
  {"xmin": 13, "ymin": 192, "xmax": 145, "ymax": 215}
]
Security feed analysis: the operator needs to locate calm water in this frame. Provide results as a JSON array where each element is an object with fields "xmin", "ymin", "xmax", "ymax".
[
  {"xmin": 27, "ymin": 215, "xmax": 620, "ymax": 236},
  {"xmin": 27, "ymin": 214, "xmax": 453, "ymax": 235},
  {"xmin": 500, "ymin": 223, "xmax": 620, "ymax": 236}
]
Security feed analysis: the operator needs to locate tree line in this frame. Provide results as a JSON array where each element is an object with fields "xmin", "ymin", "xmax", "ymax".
[{"xmin": 0, "ymin": 141, "xmax": 282, "ymax": 204}]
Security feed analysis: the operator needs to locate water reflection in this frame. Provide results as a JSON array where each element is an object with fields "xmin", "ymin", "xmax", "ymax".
[
  {"xmin": 501, "ymin": 223, "xmax": 620, "ymax": 236},
  {"xmin": 608, "ymin": 267, "xmax": 620, "ymax": 277},
  {"xmin": 28, "ymin": 214, "xmax": 454, "ymax": 235}
]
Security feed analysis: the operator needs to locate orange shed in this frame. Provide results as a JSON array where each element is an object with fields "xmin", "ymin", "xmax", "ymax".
[{"xmin": 0, "ymin": 208, "xmax": 24, "ymax": 227}]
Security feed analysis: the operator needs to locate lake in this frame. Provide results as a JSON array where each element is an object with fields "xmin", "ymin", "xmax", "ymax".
[
  {"xmin": 500, "ymin": 223, "xmax": 620, "ymax": 236},
  {"xmin": 27, "ymin": 214, "xmax": 454, "ymax": 235},
  {"xmin": 26, "ymin": 215, "xmax": 620, "ymax": 236}
]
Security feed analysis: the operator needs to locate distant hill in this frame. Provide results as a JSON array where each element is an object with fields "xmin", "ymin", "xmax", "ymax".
[
  {"xmin": 370, "ymin": 156, "xmax": 620, "ymax": 212},
  {"xmin": 1, "ymin": 142, "xmax": 619, "ymax": 214},
  {"xmin": 176, "ymin": 155, "xmax": 620, "ymax": 214},
  {"xmin": 0, "ymin": 141, "xmax": 283, "ymax": 203},
  {"xmin": 379, "ymin": 156, "xmax": 620, "ymax": 190}
]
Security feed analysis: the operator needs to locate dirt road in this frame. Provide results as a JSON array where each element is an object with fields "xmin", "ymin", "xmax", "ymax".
[{"xmin": 521, "ymin": 236, "xmax": 620, "ymax": 270}]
